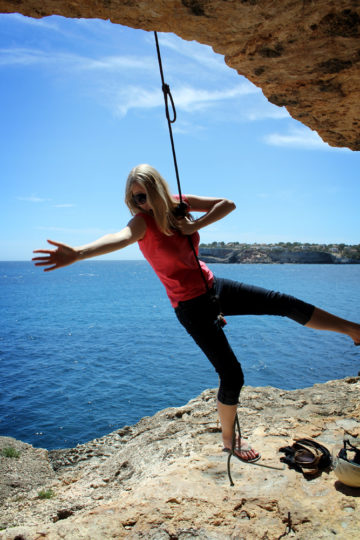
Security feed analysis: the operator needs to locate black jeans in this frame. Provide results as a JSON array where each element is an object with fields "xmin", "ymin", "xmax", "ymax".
[{"xmin": 175, "ymin": 276, "xmax": 315, "ymax": 405}]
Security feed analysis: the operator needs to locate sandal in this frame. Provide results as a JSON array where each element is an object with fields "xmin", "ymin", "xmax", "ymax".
[{"xmin": 223, "ymin": 443, "xmax": 261, "ymax": 464}]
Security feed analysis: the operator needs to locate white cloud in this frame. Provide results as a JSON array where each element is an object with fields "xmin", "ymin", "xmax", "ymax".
[
  {"xmin": 246, "ymin": 106, "xmax": 290, "ymax": 122},
  {"xmin": 114, "ymin": 86, "xmax": 162, "ymax": 116},
  {"xmin": 172, "ymin": 119, "xmax": 205, "ymax": 135},
  {"xmin": 17, "ymin": 196, "xmax": 50, "ymax": 203},
  {"xmin": 0, "ymin": 25, "xmax": 262, "ymax": 124},
  {"xmin": 114, "ymin": 82, "xmax": 258, "ymax": 117},
  {"xmin": 0, "ymin": 47, "xmax": 153, "ymax": 73},
  {"xmin": 0, "ymin": 47, "xmax": 47, "ymax": 67},
  {"xmin": 0, "ymin": 47, "xmax": 83, "ymax": 68},
  {"xmin": 78, "ymin": 55, "xmax": 154, "ymax": 73},
  {"xmin": 173, "ymin": 84, "xmax": 258, "ymax": 111},
  {"xmin": 263, "ymin": 126, "xmax": 349, "ymax": 150},
  {"xmin": 0, "ymin": 20, "xmax": 291, "ymax": 131}
]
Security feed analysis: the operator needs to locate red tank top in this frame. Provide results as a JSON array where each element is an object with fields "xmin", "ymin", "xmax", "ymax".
[{"xmin": 137, "ymin": 202, "xmax": 213, "ymax": 307}]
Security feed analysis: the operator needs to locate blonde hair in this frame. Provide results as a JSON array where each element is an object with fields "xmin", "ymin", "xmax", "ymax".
[{"xmin": 125, "ymin": 164, "xmax": 180, "ymax": 235}]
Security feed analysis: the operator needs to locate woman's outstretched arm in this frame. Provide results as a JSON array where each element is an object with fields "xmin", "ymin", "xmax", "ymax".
[
  {"xmin": 32, "ymin": 215, "xmax": 146, "ymax": 272},
  {"xmin": 176, "ymin": 194, "xmax": 236, "ymax": 235}
]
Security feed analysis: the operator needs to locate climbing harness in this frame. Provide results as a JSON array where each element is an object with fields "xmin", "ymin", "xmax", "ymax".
[{"xmin": 154, "ymin": 32, "xmax": 283, "ymax": 486}]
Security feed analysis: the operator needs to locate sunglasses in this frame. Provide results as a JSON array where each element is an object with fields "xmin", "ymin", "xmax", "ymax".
[{"xmin": 132, "ymin": 192, "xmax": 147, "ymax": 205}]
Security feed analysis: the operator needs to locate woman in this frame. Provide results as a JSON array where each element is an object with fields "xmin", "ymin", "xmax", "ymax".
[{"xmin": 33, "ymin": 164, "xmax": 360, "ymax": 463}]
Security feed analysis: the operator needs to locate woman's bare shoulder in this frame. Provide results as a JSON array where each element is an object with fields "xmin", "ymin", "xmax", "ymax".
[{"xmin": 127, "ymin": 213, "xmax": 148, "ymax": 240}]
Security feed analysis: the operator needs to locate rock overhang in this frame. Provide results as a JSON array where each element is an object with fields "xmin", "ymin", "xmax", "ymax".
[{"xmin": 0, "ymin": 0, "xmax": 359, "ymax": 150}]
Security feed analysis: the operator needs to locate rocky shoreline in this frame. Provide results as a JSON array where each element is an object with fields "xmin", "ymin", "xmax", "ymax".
[
  {"xmin": 198, "ymin": 247, "xmax": 360, "ymax": 265},
  {"xmin": 1, "ymin": 377, "xmax": 360, "ymax": 539}
]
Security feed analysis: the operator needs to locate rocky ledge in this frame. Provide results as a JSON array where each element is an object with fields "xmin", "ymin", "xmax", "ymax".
[{"xmin": 1, "ymin": 377, "xmax": 360, "ymax": 539}]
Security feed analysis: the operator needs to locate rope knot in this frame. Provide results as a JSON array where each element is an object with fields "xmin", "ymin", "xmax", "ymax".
[{"xmin": 162, "ymin": 83, "xmax": 170, "ymax": 95}]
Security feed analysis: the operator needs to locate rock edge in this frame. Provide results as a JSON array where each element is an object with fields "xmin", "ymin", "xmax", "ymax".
[{"xmin": 1, "ymin": 377, "xmax": 360, "ymax": 539}]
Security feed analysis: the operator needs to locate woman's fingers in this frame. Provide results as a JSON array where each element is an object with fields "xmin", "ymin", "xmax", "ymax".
[
  {"xmin": 33, "ymin": 239, "xmax": 66, "ymax": 252},
  {"xmin": 32, "ymin": 239, "xmax": 76, "ymax": 271},
  {"xmin": 32, "ymin": 247, "xmax": 59, "ymax": 269},
  {"xmin": 33, "ymin": 261, "xmax": 52, "ymax": 267},
  {"xmin": 176, "ymin": 217, "xmax": 196, "ymax": 235},
  {"xmin": 43, "ymin": 265, "xmax": 58, "ymax": 272},
  {"xmin": 32, "ymin": 253, "xmax": 55, "ymax": 262},
  {"xmin": 47, "ymin": 239, "xmax": 67, "ymax": 248}
]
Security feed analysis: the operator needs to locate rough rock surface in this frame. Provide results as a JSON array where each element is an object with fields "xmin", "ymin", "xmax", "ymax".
[
  {"xmin": 0, "ymin": 1, "xmax": 360, "ymax": 150},
  {"xmin": 1, "ymin": 377, "xmax": 360, "ymax": 539},
  {"xmin": 198, "ymin": 247, "xmax": 359, "ymax": 264}
]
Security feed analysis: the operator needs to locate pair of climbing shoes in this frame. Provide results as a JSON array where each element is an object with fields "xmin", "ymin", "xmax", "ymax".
[{"xmin": 279, "ymin": 438, "xmax": 331, "ymax": 476}]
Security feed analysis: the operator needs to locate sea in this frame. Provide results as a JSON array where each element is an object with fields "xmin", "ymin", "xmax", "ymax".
[{"xmin": 1, "ymin": 261, "xmax": 359, "ymax": 450}]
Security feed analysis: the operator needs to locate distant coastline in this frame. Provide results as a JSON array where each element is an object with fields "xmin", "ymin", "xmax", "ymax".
[{"xmin": 199, "ymin": 242, "xmax": 360, "ymax": 264}]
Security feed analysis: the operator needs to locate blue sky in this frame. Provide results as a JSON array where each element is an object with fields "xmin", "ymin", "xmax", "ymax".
[{"xmin": 1, "ymin": 14, "xmax": 359, "ymax": 261}]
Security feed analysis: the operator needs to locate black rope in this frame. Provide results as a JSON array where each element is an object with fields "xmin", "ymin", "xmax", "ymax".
[
  {"xmin": 227, "ymin": 413, "xmax": 242, "ymax": 487},
  {"xmin": 227, "ymin": 413, "xmax": 285, "ymax": 485},
  {"xmin": 154, "ymin": 32, "xmax": 211, "ymax": 291},
  {"xmin": 154, "ymin": 31, "xmax": 227, "ymax": 306},
  {"xmin": 154, "ymin": 33, "xmax": 285, "ymax": 485},
  {"xmin": 154, "ymin": 29, "xmax": 232, "ymax": 481},
  {"xmin": 154, "ymin": 31, "xmax": 183, "ymax": 205}
]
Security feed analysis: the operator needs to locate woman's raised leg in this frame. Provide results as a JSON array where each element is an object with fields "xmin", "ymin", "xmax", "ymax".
[{"xmin": 305, "ymin": 307, "xmax": 360, "ymax": 345}]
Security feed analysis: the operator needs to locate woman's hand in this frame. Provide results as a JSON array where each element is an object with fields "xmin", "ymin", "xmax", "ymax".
[
  {"xmin": 32, "ymin": 240, "xmax": 79, "ymax": 272},
  {"xmin": 176, "ymin": 216, "xmax": 199, "ymax": 235},
  {"xmin": 181, "ymin": 195, "xmax": 236, "ymax": 232}
]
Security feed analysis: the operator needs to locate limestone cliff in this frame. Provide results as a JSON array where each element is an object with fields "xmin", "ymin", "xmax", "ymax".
[
  {"xmin": 1, "ymin": 377, "xmax": 360, "ymax": 539},
  {"xmin": 198, "ymin": 246, "xmax": 359, "ymax": 264},
  {"xmin": 0, "ymin": 1, "xmax": 359, "ymax": 150}
]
